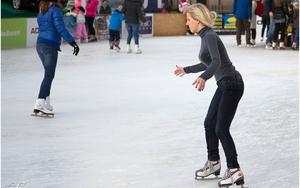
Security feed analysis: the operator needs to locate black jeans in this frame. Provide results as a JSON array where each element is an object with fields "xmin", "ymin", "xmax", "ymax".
[
  {"xmin": 36, "ymin": 43, "xmax": 58, "ymax": 99},
  {"xmin": 204, "ymin": 75, "xmax": 244, "ymax": 169}
]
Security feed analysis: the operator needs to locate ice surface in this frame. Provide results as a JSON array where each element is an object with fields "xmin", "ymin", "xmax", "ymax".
[{"xmin": 2, "ymin": 33, "xmax": 299, "ymax": 188}]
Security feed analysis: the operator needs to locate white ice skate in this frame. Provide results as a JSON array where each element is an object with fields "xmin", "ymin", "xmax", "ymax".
[
  {"xmin": 195, "ymin": 160, "xmax": 221, "ymax": 180},
  {"xmin": 134, "ymin": 44, "xmax": 142, "ymax": 54},
  {"xmin": 251, "ymin": 40, "xmax": 256, "ymax": 47},
  {"xmin": 126, "ymin": 44, "xmax": 132, "ymax": 53},
  {"xmin": 45, "ymin": 96, "xmax": 53, "ymax": 111},
  {"xmin": 32, "ymin": 99, "xmax": 54, "ymax": 118},
  {"xmin": 218, "ymin": 168, "xmax": 245, "ymax": 188}
]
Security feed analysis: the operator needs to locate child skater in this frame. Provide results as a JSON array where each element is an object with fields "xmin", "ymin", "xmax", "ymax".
[
  {"xmin": 76, "ymin": 6, "xmax": 88, "ymax": 43},
  {"xmin": 108, "ymin": 4, "xmax": 125, "ymax": 52},
  {"xmin": 174, "ymin": 3, "xmax": 245, "ymax": 188}
]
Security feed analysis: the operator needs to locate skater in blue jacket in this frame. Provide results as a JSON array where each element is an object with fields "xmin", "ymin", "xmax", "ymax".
[
  {"xmin": 174, "ymin": 4, "xmax": 245, "ymax": 188},
  {"xmin": 33, "ymin": 0, "xmax": 79, "ymax": 117},
  {"xmin": 108, "ymin": 4, "xmax": 125, "ymax": 52}
]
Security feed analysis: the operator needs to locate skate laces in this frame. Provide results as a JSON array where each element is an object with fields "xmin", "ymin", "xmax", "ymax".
[
  {"xmin": 222, "ymin": 168, "xmax": 231, "ymax": 179},
  {"xmin": 200, "ymin": 160, "xmax": 213, "ymax": 172}
]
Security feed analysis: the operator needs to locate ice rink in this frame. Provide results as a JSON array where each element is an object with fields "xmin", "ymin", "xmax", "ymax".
[{"xmin": 2, "ymin": 34, "xmax": 299, "ymax": 188}]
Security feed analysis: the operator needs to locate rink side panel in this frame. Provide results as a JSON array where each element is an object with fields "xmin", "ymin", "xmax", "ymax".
[
  {"xmin": 1, "ymin": 18, "xmax": 27, "ymax": 49},
  {"xmin": 153, "ymin": 13, "xmax": 187, "ymax": 36}
]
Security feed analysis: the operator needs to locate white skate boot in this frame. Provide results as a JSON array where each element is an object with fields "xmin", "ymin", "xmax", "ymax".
[
  {"xmin": 32, "ymin": 99, "xmax": 54, "ymax": 117},
  {"xmin": 195, "ymin": 160, "xmax": 221, "ymax": 180},
  {"xmin": 218, "ymin": 168, "xmax": 245, "ymax": 188},
  {"xmin": 251, "ymin": 39, "xmax": 256, "ymax": 47},
  {"xmin": 134, "ymin": 44, "xmax": 142, "ymax": 54},
  {"xmin": 126, "ymin": 44, "xmax": 132, "ymax": 53},
  {"xmin": 45, "ymin": 96, "xmax": 53, "ymax": 111}
]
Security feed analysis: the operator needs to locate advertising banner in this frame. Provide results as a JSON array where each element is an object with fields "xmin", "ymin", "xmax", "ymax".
[
  {"xmin": 223, "ymin": 14, "xmax": 236, "ymax": 29},
  {"xmin": 1, "ymin": 18, "xmax": 27, "ymax": 49},
  {"xmin": 27, "ymin": 18, "xmax": 39, "ymax": 47},
  {"xmin": 139, "ymin": 14, "xmax": 153, "ymax": 36}
]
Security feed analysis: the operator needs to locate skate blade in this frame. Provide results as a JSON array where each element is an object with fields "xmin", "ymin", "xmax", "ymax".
[
  {"xmin": 31, "ymin": 111, "xmax": 54, "ymax": 118},
  {"xmin": 195, "ymin": 174, "xmax": 221, "ymax": 181}
]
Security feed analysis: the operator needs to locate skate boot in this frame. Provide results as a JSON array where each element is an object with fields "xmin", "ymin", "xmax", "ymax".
[
  {"xmin": 134, "ymin": 44, "xmax": 142, "ymax": 54},
  {"xmin": 114, "ymin": 45, "xmax": 121, "ymax": 52},
  {"xmin": 251, "ymin": 40, "xmax": 256, "ymax": 47},
  {"xmin": 88, "ymin": 35, "xmax": 97, "ymax": 42},
  {"xmin": 32, "ymin": 99, "xmax": 54, "ymax": 117},
  {"xmin": 126, "ymin": 44, "xmax": 132, "ymax": 53},
  {"xmin": 218, "ymin": 168, "xmax": 245, "ymax": 188},
  {"xmin": 195, "ymin": 160, "xmax": 221, "ymax": 180},
  {"xmin": 246, "ymin": 43, "xmax": 254, "ymax": 48},
  {"xmin": 45, "ymin": 96, "xmax": 53, "ymax": 111},
  {"xmin": 109, "ymin": 41, "xmax": 114, "ymax": 50},
  {"xmin": 279, "ymin": 42, "xmax": 286, "ymax": 49},
  {"xmin": 265, "ymin": 42, "xmax": 272, "ymax": 49},
  {"xmin": 272, "ymin": 42, "xmax": 277, "ymax": 50}
]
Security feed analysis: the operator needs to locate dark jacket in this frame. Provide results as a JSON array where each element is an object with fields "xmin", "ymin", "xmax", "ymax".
[
  {"xmin": 99, "ymin": 4, "xmax": 111, "ymax": 15},
  {"xmin": 271, "ymin": 0, "xmax": 288, "ymax": 22},
  {"xmin": 264, "ymin": 0, "xmax": 273, "ymax": 14},
  {"xmin": 122, "ymin": 0, "xmax": 146, "ymax": 24},
  {"xmin": 37, "ymin": 4, "xmax": 74, "ymax": 50},
  {"xmin": 293, "ymin": 7, "xmax": 299, "ymax": 28}
]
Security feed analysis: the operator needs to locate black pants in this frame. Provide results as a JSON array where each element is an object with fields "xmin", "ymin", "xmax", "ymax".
[
  {"xmin": 273, "ymin": 22, "xmax": 286, "ymax": 43},
  {"xmin": 109, "ymin": 29, "xmax": 120, "ymax": 46},
  {"xmin": 261, "ymin": 14, "xmax": 270, "ymax": 38},
  {"xmin": 251, "ymin": 28, "xmax": 256, "ymax": 40},
  {"xmin": 204, "ymin": 75, "xmax": 244, "ymax": 169},
  {"xmin": 85, "ymin": 16, "xmax": 95, "ymax": 36}
]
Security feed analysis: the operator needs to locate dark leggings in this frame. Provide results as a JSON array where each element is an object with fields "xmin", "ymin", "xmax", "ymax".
[
  {"xmin": 261, "ymin": 14, "xmax": 270, "ymax": 38},
  {"xmin": 204, "ymin": 75, "xmax": 244, "ymax": 169},
  {"xmin": 85, "ymin": 16, "xmax": 95, "ymax": 36},
  {"xmin": 251, "ymin": 28, "xmax": 256, "ymax": 40}
]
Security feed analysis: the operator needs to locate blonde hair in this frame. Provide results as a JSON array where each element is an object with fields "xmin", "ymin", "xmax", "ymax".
[{"xmin": 186, "ymin": 3, "xmax": 217, "ymax": 28}]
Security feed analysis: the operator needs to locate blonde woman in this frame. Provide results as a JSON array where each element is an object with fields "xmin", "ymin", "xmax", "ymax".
[{"xmin": 174, "ymin": 4, "xmax": 245, "ymax": 188}]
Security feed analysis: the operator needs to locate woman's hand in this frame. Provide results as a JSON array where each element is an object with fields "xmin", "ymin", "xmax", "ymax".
[
  {"xmin": 193, "ymin": 77, "xmax": 206, "ymax": 91},
  {"xmin": 174, "ymin": 65, "xmax": 186, "ymax": 77}
]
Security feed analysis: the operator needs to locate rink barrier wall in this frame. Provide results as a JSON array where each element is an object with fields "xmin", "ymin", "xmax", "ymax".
[
  {"xmin": 1, "ymin": 13, "xmax": 189, "ymax": 49},
  {"xmin": 153, "ymin": 13, "xmax": 187, "ymax": 36},
  {"xmin": 1, "ymin": 18, "xmax": 38, "ymax": 49}
]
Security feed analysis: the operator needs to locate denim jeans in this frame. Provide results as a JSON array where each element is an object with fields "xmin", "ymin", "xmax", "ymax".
[
  {"xmin": 294, "ymin": 27, "xmax": 299, "ymax": 48},
  {"xmin": 204, "ymin": 75, "xmax": 244, "ymax": 169},
  {"xmin": 36, "ymin": 43, "xmax": 58, "ymax": 99},
  {"xmin": 126, "ymin": 23, "xmax": 140, "ymax": 45},
  {"xmin": 266, "ymin": 15, "xmax": 275, "ymax": 44}
]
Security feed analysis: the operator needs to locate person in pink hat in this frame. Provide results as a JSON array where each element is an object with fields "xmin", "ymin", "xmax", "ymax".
[{"xmin": 178, "ymin": 0, "xmax": 191, "ymax": 13}]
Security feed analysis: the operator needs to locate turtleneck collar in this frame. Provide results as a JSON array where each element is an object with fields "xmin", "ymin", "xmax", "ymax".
[{"xmin": 198, "ymin": 26, "xmax": 211, "ymax": 38}]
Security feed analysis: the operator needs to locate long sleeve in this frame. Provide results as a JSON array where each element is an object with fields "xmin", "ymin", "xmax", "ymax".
[
  {"xmin": 52, "ymin": 7, "xmax": 74, "ymax": 44},
  {"xmin": 183, "ymin": 63, "xmax": 207, "ymax": 73},
  {"xmin": 199, "ymin": 34, "xmax": 221, "ymax": 81},
  {"xmin": 233, "ymin": 0, "xmax": 237, "ymax": 16}
]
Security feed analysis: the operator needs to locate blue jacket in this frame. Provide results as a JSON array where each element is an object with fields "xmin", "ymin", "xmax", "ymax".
[
  {"xmin": 37, "ymin": 4, "xmax": 75, "ymax": 50},
  {"xmin": 233, "ymin": 0, "xmax": 252, "ymax": 20},
  {"xmin": 109, "ymin": 10, "xmax": 125, "ymax": 31}
]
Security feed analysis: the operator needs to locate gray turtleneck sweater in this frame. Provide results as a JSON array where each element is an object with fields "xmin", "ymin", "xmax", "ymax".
[{"xmin": 183, "ymin": 27, "xmax": 239, "ymax": 82}]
